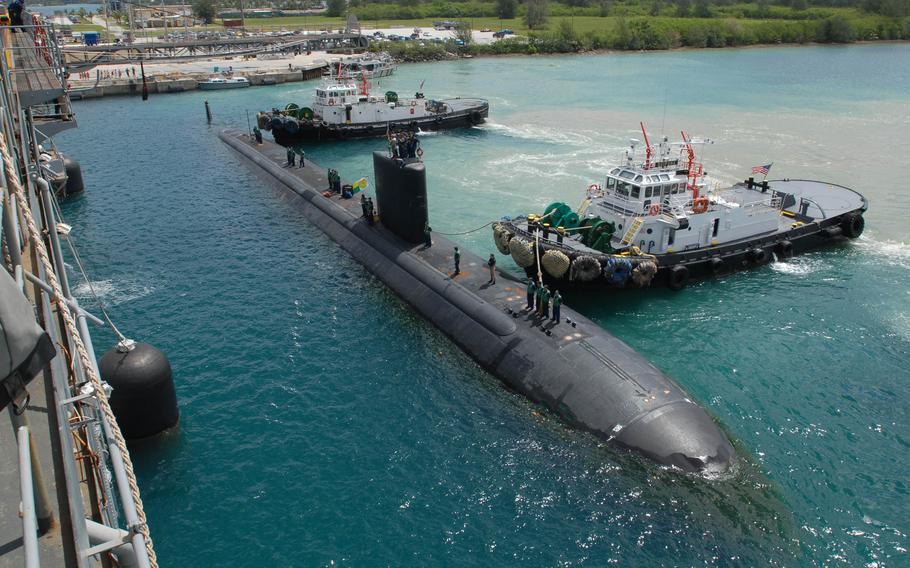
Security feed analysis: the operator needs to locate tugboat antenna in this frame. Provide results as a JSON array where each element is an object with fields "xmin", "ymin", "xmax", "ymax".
[{"xmin": 640, "ymin": 122, "xmax": 653, "ymax": 170}]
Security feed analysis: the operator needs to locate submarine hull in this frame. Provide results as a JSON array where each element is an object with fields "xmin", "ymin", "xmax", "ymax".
[{"xmin": 220, "ymin": 131, "xmax": 735, "ymax": 472}]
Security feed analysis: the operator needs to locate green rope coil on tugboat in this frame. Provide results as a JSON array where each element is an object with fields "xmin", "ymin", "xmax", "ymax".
[
  {"xmin": 299, "ymin": 107, "xmax": 315, "ymax": 121},
  {"xmin": 542, "ymin": 249, "xmax": 571, "ymax": 279},
  {"xmin": 385, "ymin": 91, "xmax": 398, "ymax": 103},
  {"xmin": 509, "ymin": 237, "xmax": 536, "ymax": 268},
  {"xmin": 285, "ymin": 103, "xmax": 300, "ymax": 118}
]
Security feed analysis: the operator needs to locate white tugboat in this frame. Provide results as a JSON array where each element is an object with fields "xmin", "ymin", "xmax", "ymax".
[
  {"xmin": 493, "ymin": 124, "xmax": 868, "ymax": 291},
  {"xmin": 257, "ymin": 74, "xmax": 488, "ymax": 143}
]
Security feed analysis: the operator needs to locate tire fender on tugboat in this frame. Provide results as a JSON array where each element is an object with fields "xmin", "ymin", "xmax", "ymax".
[
  {"xmin": 709, "ymin": 256, "xmax": 724, "ymax": 275},
  {"xmin": 776, "ymin": 240, "xmax": 794, "ymax": 259},
  {"xmin": 668, "ymin": 265, "xmax": 689, "ymax": 291},
  {"xmin": 748, "ymin": 247, "xmax": 768, "ymax": 265},
  {"xmin": 842, "ymin": 212, "xmax": 865, "ymax": 239}
]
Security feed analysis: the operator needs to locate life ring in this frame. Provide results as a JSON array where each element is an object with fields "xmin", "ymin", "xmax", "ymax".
[
  {"xmin": 410, "ymin": 108, "xmax": 415, "ymax": 115},
  {"xmin": 586, "ymin": 184, "xmax": 601, "ymax": 198},
  {"xmin": 416, "ymin": 148, "xmax": 424, "ymax": 157},
  {"xmin": 648, "ymin": 203, "xmax": 660, "ymax": 216},
  {"xmin": 692, "ymin": 197, "xmax": 709, "ymax": 214},
  {"xmin": 668, "ymin": 265, "xmax": 689, "ymax": 291},
  {"xmin": 328, "ymin": 99, "xmax": 335, "ymax": 106}
]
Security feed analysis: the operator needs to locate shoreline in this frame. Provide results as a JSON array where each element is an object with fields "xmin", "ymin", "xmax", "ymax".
[{"xmin": 68, "ymin": 39, "xmax": 908, "ymax": 101}]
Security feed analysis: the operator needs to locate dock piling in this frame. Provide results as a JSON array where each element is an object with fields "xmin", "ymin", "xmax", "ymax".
[{"xmin": 204, "ymin": 100, "xmax": 212, "ymax": 124}]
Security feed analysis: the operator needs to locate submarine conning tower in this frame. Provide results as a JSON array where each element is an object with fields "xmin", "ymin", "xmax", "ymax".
[{"xmin": 219, "ymin": 131, "xmax": 735, "ymax": 472}]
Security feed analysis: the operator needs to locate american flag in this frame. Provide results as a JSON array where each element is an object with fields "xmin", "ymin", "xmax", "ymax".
[{"xmin": 751, "ymin": 163, "xmax": 772, "ymax": 175}]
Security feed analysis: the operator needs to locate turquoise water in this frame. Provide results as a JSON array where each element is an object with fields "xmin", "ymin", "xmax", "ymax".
[{"xmin": 60, "ymin": 44, "xmax": 909, "ymax": 566}]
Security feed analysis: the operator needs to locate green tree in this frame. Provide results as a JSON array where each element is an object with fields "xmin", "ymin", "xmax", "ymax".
[
  {"xmin": 192, "ymin": 0, "xmax": 216, "ymax": 24},
  {"xmin": 676, "ymin": 0, "xmax": 691, "ymax": 16},
  {"xmin": 326, "ymin": 0, "xmax": 346, "ymax": 18},
  {"xmin": 598, "ymin": 0, "xmax": 612, "ymax": 16},
  {"xmin": 694, "ymin": 0, "xmax": 712, "ymax": 17},
  {"xmin": 455, "ymin": 22, "xmax": 473, "ymax": 45},
  {"xmin": 496, "ymin": 0, "xmax": 517, "ymax": 19},
  {"xmin": 650, "ymin": 0, "xmax": 662, "ymax": 16},
  {"xmin": 524, "ymin": 0, "xmax": 548, "ymax": 29}
]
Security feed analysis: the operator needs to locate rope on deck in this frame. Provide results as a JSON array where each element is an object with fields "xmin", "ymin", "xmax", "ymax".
[{"xmin": 0, "ymin": 133, "xmax": 158, "ymax": 567}]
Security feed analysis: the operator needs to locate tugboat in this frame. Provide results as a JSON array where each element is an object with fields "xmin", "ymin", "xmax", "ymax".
[
  {"xmin": 493, "ymin": 124, "xmax": 868, "ymax": 291},
  {"xmin": 256, "ymin": 74, "xmax": 488, "ymax": 144}
]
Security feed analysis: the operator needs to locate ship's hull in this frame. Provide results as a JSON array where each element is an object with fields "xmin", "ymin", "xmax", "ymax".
[
  {"xmin": 198, "ymin": 81, "xmax": 250, "ymax": 90},
  {"xmin": 501, "ymin": 207, "xmax": 867, "ymax": 291},
  {"xmin": 269, "ymin": 104, "xmax": 488, "ymax": 144}
]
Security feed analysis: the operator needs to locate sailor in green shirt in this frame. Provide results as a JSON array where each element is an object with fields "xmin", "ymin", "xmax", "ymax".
[
  {"xmin": 535, "ymin": 284, "xmax": 546, "ymax": 317},
  {"xmin": 540, "ymin": 285, "xmax": 551, "ymax": 319},
  {"xmin": 526, "ymin": 279, "xmax": 536, "ymax": 310},
  {"xmin": 453, "ymin": 247, "xmax": 461, "ymax": 275},
  {"xmin": 551, "ymin": 290, "xmax": 562, "ymax": 323},
  {"xmin": 286, "ymin": 147, "xmax": 296, "ymax": 166}
]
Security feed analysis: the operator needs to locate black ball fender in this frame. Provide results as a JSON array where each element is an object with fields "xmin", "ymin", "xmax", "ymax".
[
  {"xmin": 709, "ymin": 256, "xmax": 724, "ymax": 275},
  {"xmin": 776, "ymin": 240, "xmax": 793, "ymax": 259}
]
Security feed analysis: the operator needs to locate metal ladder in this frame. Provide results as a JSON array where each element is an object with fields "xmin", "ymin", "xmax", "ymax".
[{"xmin": 619, "ymin": 217, "xmax": 644, "ymax": 247}]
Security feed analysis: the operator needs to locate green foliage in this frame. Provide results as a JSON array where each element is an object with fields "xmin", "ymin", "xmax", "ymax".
[
  {"xmin": 525, "ymin": 0, "xmax": 550, "ymax": 28},
  {"xmin": 326, "ymin": 0, "xmax": 346, "ymax": 17},
  {"xmin": 497, "ymin": 0, "xmax": 518, "ymax": 18},
  {"xmin": 818, "ymin": 13, "xmax": 856, "ymax": 39},
  {"xmin": 192, "ymin": 0, "xmax": 216, "ymax": 23}
]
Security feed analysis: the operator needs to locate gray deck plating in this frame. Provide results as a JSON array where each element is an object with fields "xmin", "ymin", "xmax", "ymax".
[{"xmin": 219, "ymin": 130, "xmax": 735, "ymax": 472}]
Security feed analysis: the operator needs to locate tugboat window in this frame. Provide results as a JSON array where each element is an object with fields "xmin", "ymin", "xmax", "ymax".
[
  {"xmin": 617, "ymin": 182, "xmax": 630, "ymax": 196},
  {"xmin": 606, "ymin": 177, "xmax": 616, "ymax": 190},
  {"xmin": 712, "ymin": 218, "xmax": 720, "ymax": 237},
  {"xmin": 645, "ymin": 187, "xmax": 652, "ymax": 198},
  {"xmin": 634, "ymin": 175, "xmax": 643, "ymax": 182},
  {"xmin": 631, "ymin": 185, "xmax": 641, "ymax": 198}
]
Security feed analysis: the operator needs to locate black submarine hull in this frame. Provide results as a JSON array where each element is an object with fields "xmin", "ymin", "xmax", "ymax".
[{"xmin": 219, "ymin": 131, "xmax": 735, "ymax": 472}]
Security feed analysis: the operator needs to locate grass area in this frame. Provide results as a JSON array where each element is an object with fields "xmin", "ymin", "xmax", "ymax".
[{"xmin": 67, "ymin": 24, "xmax": 104, "ymax": 32}]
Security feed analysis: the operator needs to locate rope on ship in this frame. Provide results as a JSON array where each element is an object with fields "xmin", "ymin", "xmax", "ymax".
[
  {"xmin": 433, "ymin": 220, "xmax": 495, "ymax": 236},
  {"xmin": 0, "ymin": 135, "xmax": 159, "ymax": 567}
]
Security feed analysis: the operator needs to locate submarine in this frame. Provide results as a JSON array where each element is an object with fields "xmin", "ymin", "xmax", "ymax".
[{"xmin": 219, "ymin": 130, "xmax": 735, "ymax": 472}]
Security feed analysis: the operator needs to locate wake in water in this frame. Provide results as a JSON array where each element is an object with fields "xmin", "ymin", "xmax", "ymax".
[
  {"xmin": 72, "ymin": 278, "xmax": 155, "ymax": 306},
  {"xmin": 853, "ymin": 234, "xmax": 910, "ymax": 271}
]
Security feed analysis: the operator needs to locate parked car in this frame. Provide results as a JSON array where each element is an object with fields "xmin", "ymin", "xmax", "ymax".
[{"xmin": 480, "ymin": 28, "xmax": 492, "ymax": 32}]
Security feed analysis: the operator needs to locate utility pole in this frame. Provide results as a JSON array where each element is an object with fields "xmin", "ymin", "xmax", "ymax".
[{"xmin": 240, "ymin": 0, "xmax": 246, "ymax": 33}]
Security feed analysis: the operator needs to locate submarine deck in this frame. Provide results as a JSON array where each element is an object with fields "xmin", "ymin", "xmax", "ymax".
[{"xmin": 245, "ymin": 134, "xmax": 591, "ymax": 343}]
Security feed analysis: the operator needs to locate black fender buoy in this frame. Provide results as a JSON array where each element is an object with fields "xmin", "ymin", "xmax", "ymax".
[
  {"xmin": 100, "ymin": 342, "xmax": 178, "ymax": 440},
  {"xmin": 748, "ymin": 247, "xmax": 768, "ymax": 265},
  {"xmin": 62, "ymin": 155, "xmax": 84, "ymax": 196},
  {"xmin": 842, "ymin": 213, "xmax": 864, "ymax": 239},
  {"xmin": 776, "ymin": 240, "xmax": 793, "ymax": 259},
  {"xmin": 284, "ymin": 118, "xmax": 299, "ymax": 134},
  {"xmin": 270, "ymin": 116, "xmax": 283, "ymax": 130},
  {"xmin": 709, "ymin": 256, "xmax": 724, "ymax": 275},
  {"xmin": 668, "ymin": 265, "xmax": 689, "ymax": 291},
  {"xmin": 470, "ymin": 110, "xmax": 483, "ymax": 125}
]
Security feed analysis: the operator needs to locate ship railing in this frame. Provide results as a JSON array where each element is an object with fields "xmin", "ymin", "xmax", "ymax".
[
  {"xmin": 1, "ymin": 15, "xmax": 70, "ymax": 90},
  {"xmin": 17, "ymin": 426, "xmax": 40, "ymax": 568},
  {"xmin": 0, "ymin": 60, "xmax": 157, "ymax": 566}
]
